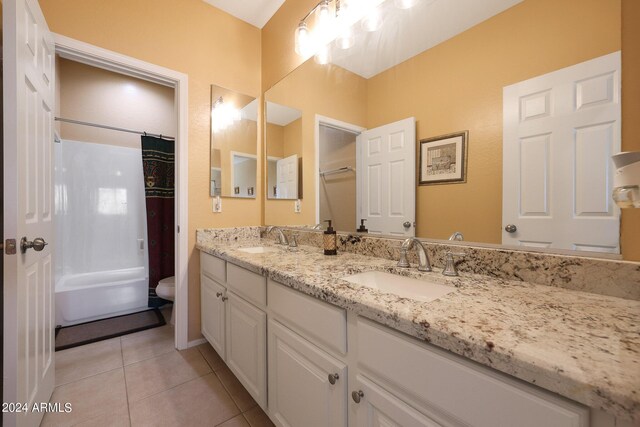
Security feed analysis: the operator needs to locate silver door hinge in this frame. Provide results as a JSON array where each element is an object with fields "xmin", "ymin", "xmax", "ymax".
[
  {"xmin": 5, "ymin": 239, "xmax": 17, "ymax": 255},
  {"xmin": 177, "ymin": 225, "xmax": 180, "ymax": 233}
]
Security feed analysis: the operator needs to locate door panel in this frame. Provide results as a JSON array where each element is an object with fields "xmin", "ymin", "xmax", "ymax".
[
  {"xmin": 503, "ymin": 52, "xmax": 620, "ymax": 253},
  {"xmin": 4, "ymin": 0, "xmax": 57, "ymax": 425},
  {"xmin": 276, "ymin": 154, "xmax": 298, "ymax": 199},
  {"xmin": 358, "ymin": 118, "xmax": 415, "ymax": 236},
  {"xmin": 200, "ymin": 274, "xmax": 226, "ymax": 358},
  {"xmin": 226, "ymin": 292, "xmax": 267, "ymax": 408},
  {"xmin": 268, "ymin": 319, "xmax": 347, "ymax": 427}
]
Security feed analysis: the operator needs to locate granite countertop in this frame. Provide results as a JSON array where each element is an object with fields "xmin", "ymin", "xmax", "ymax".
[{"xmin": 196, "ymin": 238, "xmax": 640, "ymax": 422}]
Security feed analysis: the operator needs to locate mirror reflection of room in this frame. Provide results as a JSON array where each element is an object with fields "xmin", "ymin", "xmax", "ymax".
[
  {"xmin": 264, "ymin": 0, "xmax": 625, "ymax": 256},
  {"xmin": 265, "ymin": 101, "xmax": 303, "ymax": 199},
  {"xmin": 210, "ymin": 85, "xmax": 258, "ymax": 198}
]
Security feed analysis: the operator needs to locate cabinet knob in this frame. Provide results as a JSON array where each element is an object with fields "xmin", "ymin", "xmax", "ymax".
[
  {"xmin": 221, "ymin": 296, "xmax": 228, "ymax": 302},
  {"xmin": 351, "ymin": 390, "xmax": 364, "ymax": 403},
  {"xmin": 216, "ymin": 292, "xmax": 223, "ymax": 298},
  {"xmin": 328, "ymin": 373, "xmax": 339, "ymax": 385}
]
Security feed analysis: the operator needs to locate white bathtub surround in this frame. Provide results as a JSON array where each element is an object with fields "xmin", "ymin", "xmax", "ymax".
[
  {"xmin": 196, "ymin": 229, "xmax": 640, "ymax": 422},
  {"xmin": 55, "ymin": 140, "xmax": 149, "ymax": 326}
]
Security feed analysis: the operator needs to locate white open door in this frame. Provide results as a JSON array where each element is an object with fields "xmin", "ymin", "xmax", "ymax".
[
  {"xmin": 4, "ymin": 0, "xmax": 56, "ymax": 425},
  {"xmin": 503, "ymin": 52, "xmax": 621, "ymax": 253},
  {"xmin": 357, "ymin": 117, "xmax": 416, "ymax": 236},
  {"xmin": 276, "ymin": 154, "xmax": 298, "ymax": 199}
]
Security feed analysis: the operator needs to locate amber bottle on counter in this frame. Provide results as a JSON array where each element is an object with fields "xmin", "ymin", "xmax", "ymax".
[{"xmin": 323, "ymin": 220, "xmax": 337, "ymax": 255}]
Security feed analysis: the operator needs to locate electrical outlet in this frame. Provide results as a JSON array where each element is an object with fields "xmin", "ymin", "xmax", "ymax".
[
  {"xmin": 294, "ymin": 199, "xmax": 301, "ymax": 213},
  {"xmin": 213, "ymin": 196, "xmax": 222, "ymax": 213}
]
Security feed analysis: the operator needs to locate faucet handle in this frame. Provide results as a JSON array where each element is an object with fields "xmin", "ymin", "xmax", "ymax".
[
  {"xmin": 289, "ymin": 234, "xmax": 298, "ymax": 249},
  {"xmin": 397, "ymin": 246, "xmax": 411, "ymax": 268},
  {"xmin": 443, "ymin": 251, "xmax": 465, "ymax": 276}
]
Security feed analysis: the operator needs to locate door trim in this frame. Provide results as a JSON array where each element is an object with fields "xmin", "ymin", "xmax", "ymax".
[
  {"xmin": 53, "ymin": 34, "xmax": 190, "ymax": 350},
  {"xmin": 314, "ymin": 115, "xmax": 365, "ymax": 225}
]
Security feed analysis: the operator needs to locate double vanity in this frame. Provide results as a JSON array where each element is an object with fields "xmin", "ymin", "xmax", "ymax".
[{"xmin": 197, "ymin": 227, "xmax": 639, "ymax": 427}]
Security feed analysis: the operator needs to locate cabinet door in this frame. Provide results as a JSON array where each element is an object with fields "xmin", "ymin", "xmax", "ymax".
[
  {"xmin": 201, "ymin": 274, "xmax": 226, "ymax": 358},
  {"xmin": 226, "ymin": 291, "xmax": 267, "ymax": 408},
  {"xmin": 268, "ymin": 319, "xmax": 347, "ymax": 427},
  {"xmin": 353, "ymin": 375, "xmax": 442, "ymax": 427}
]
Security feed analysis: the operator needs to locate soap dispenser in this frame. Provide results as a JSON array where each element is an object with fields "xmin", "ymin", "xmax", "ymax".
[
  {"xmin": 323, "ymin": 220, "xmax": 337, "ymax": 255},
  {"xmin": 357, "ymin": 219, "xmax": 368, "ymax": 233}
]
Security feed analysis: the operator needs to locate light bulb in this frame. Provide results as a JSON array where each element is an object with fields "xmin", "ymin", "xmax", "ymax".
[
  {"xmin": 361, "ymin": 6, "xmax": 382, "ymax": 32},
  {"xmin": 335, "ymin": 0, "xmax": 355, "ymax": 49},
  {"xmin": 294, "ymin": 22, "xmax": 310, "ymax": 56},
  {"xmin": 314, "ymin": 44, "xmax": 331, "ymax": 65},
  {"xmin": 394, "ymin": 0, "xmax": 419, "ymax": 9},
  {"xmin": 315, "ymin": 1, "xmax": 334, "ymax": 44}
]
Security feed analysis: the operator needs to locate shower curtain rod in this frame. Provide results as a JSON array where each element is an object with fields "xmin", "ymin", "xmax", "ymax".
[{"xmin": 54, "ymin": 117, "xmax": 175, "ymax": 140}]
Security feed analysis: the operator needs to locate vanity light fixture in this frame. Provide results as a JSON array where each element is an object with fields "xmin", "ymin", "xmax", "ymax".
[
  {"xmin": 211, "ymin": 96, "xmax": 241, "ymax": 134},
  {"xmin": 294, "ymin": 0, "xmax": 420, "ymax": 61}
]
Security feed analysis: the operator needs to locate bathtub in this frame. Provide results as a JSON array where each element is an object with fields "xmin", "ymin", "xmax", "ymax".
[{"xmin": 55, "ymin": 267, "xmax": 149, "ymax": 326}]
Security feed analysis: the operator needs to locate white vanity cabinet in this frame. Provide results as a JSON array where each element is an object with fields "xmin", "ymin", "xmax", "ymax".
[
  {"xmin": 267, "ymin": 280, "xmax": 348, "ymax": 427},
  {"xmin": 200, "ymin": 252, "xmax": 268, "ymax": 409},
  {"xmin": 200, "ymin": 252, "xmax": 227, "ymax": 357},
  {"xmin": 352, "ymin": 317, "xmax": 589, "ymax": 427}
]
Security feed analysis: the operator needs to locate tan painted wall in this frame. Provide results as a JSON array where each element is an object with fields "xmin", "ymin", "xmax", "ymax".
[
  {"xmin": 621, "ymin": 0, "xmax": 640, "ymax": 261},
  {"xmin": 58, "ymin": 59, "xmax": 175, "ymax": 148},
  {"xmin": 40, "ymin": 0, "xmax": 262, "ymax": 341},
  {"xmin": 261, "ymin": 0, "xmax": 318, "ymax": 91},
  {"xmin": 367, "ymin": 0, "xmax": 620, "ymax": 244},
  {"xmin": 264, "ymin": 60, "xmax": 367, "ymax": 225}
]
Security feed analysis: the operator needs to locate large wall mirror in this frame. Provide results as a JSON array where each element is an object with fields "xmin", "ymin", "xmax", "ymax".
[
  {"xmin": 263, "ymin": 0, "xmax": 624, "ymax": 257},
  {"xmin": 210, "ymin": 85, "xmax": 258, "ymax": 198}
]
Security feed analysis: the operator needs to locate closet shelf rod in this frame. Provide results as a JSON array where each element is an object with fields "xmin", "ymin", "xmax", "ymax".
[
  {"xmin": 319, "ymin": 166, "xmax": 355, "ymax": 177},
  {"xmin": 54, "ymin": 117, "xmax": 175, "ymax": 140}
]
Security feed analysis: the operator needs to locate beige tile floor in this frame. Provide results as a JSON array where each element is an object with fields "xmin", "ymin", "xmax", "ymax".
[{"xmin": 43, "ymin": 308, "xmax": 274, "ymax": 427}]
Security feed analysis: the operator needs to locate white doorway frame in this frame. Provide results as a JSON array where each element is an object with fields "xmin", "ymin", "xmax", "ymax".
[
  {"xmin": 314, "ymin": 114, "xmax": 365, "ymax": 224},
  {"xmin": 53, "ymin": 34, "xmax": 190, "ymax": 350}
]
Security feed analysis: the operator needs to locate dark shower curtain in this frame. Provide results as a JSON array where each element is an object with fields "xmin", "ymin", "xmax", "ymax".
[{"xmin": 141, "ymin": 135, "xmax": 175, "ymax": 308}]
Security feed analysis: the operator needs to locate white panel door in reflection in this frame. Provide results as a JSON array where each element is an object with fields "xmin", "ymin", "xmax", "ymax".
[{"xmin": 503, "ymin": 52, "xmax": 621, "ymax": 253}]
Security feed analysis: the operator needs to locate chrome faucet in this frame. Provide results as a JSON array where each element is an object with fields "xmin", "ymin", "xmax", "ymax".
[
  {"xmin": 397, "ymin": 237, "xmax": 432, "ymax": 272},
  {"xmin": 265, "ymin": 226, "xmax": 289, "ymax": 245},
  {"xmin": 442, "ymin": 251, "xmax": 466, "ymax": 276},
  {"xmin": 449, "ymin": 232, "xmax": 464, "ymax": 241}
]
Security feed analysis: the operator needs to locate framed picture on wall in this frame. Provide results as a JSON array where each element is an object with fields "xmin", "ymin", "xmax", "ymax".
[{"xmin": 419, "ymin": 131, "xmax": 468, "ymax": 185}]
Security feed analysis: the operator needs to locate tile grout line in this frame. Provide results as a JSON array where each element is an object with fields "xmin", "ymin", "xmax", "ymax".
[{"xmin": 120, "ymin": 337, "xmax": 133, "ymax": 426}]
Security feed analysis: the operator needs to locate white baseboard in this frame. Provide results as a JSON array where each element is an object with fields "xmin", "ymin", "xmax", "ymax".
[{"xmin": 187, "ymin": 338, "xmax": 207, "ymax": 348}]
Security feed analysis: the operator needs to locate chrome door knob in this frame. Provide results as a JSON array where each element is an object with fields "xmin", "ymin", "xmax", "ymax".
[
  {"xmin": 20, "ymin": 237, "xmax": 48, "ymax": 254},
  {"xmin": 351, "ymin": 390, "xmax": 364, "ymax": 403},
  {"xmin": 328, "ymin": 373, "xmax": 340, "ymax": 385},
  {"xmin": 504, "ymin": 224, "xmax": 517, "ymax": 233},
  {"xmin": 216, "ymin": 292, "xmax": 223, "ymax": 298},
  {"xmin": 221, "ymin": 296, "xmax": 228, "ymax": 302},
  {"xmin": 403, "ymin": 221, "xmax": 411, "ymax": 228}
]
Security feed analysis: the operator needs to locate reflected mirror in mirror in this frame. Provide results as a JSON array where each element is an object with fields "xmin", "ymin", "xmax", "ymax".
[
  {"xmin": 264, "ymin": 0, "xmax": 625, "ymax": 257},
  {"xmin": 210, "ymin": 85, "xmax": 258, "ymax": 198},
  {"xmin": 265, "ymin": 101, "xmax": 303, "ymax": 199}
]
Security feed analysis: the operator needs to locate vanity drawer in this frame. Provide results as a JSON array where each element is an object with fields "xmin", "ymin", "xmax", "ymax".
[
  {"xmin": 201, "ymin": 251, "xmax": 226, "ymax": 283},
  {"xmin": 268, "ymin": 279, "xmax": 347, "ymax": 355},
  {"xmin": 227, "ymin": 263, "xmax": 266, "ymax": 307},
  {"xmin": 356, "ymin": 318, "xmax": 588, "ymax": 427}
]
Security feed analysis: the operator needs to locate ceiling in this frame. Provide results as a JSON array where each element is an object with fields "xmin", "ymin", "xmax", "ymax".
[
  {"xmin": 331, "ymin": 0, "xmax": 524, "ymax": 78},
  {"xmin": 266, "ymin": 102, "xmax": 302, "ymax": 126},
  {"xmin": 203, "ymin": 0, "xmax": 285, "ymax": 28}
]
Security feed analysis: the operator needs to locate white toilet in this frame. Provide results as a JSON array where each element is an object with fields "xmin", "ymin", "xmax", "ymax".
[{"xmin": 156, "ymin": 276, "xmax": 175, "ymax": 325}]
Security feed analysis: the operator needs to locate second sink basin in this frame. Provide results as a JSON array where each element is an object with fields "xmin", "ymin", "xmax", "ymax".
[
  {"xmin": 341, "ymin": 271, "xmax": 453, "ymax": 303},
  {"xmin": 238, "ymin": 246, "xmax": 280, "ymax": 254}
]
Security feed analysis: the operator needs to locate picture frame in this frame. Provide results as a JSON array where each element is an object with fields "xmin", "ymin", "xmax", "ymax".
[{"xmin": 419, "ymin": 131, "xmax": 468, "ymax": 185}]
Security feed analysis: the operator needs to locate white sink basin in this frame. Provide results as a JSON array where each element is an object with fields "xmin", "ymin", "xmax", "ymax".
[
  {"xmin": 238, "ymin": 246, "xmax": 280, "ymax": 254},
  {"xmin": 341, "ymin": 271, "xmax": 453, "ymax": 303}
]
